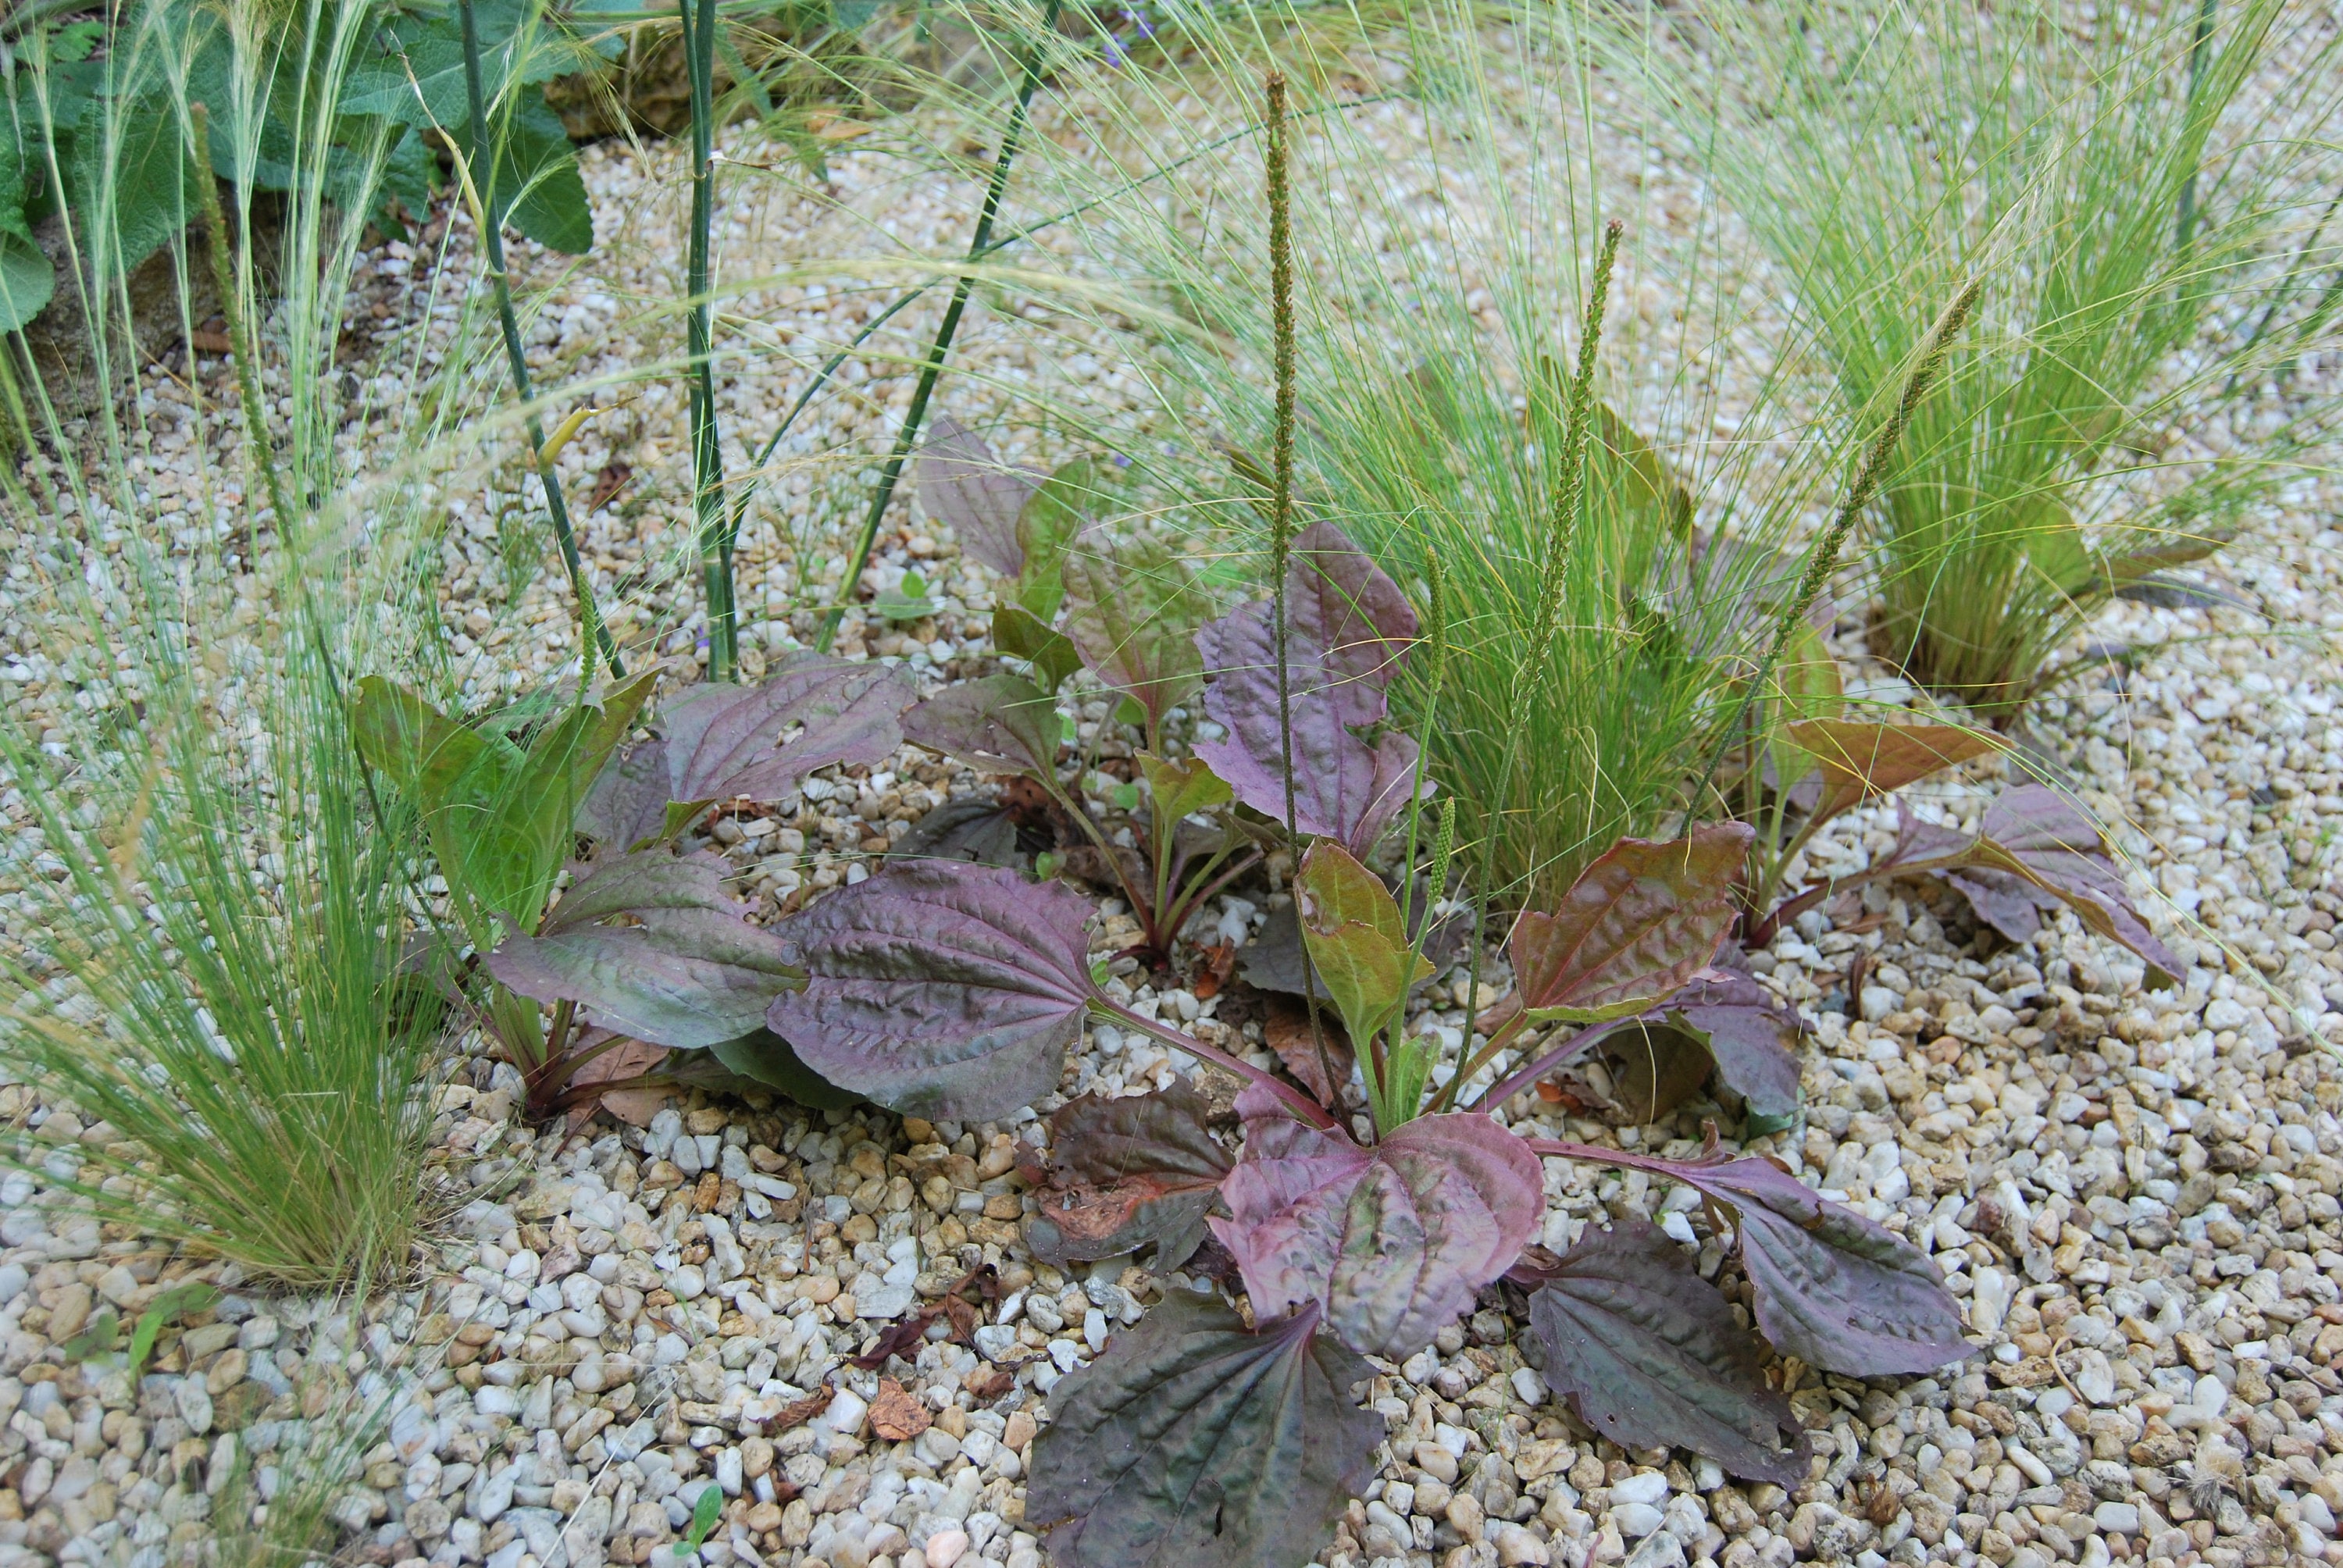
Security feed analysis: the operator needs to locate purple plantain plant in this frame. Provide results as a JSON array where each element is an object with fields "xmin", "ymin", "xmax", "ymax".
[{"xmin": 352, "ymin": 653, "xmax": 915, "ymax": 1120}]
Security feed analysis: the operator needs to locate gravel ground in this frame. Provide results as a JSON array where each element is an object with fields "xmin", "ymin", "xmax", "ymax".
[{"xmin": 4, "ymin": 30, "xmax": 2343, "ymax": 1568}]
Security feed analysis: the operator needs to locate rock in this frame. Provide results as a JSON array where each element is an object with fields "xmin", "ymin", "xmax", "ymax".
[
  {"xmin": 1612, "ymin": 1502, "xmax": 1665, "ymax": 1538},
  {"xmin": 1611, "ymin": 1473, "xmax": 1668, "ymax": 1509},
  {"xmin": 48, "ymin": 1282, "xmax": 94, "ymax": 1343},
  {"xmin": 926, "ymin": 1527, "xmax": 970, "ymax": 1567},
  {"xmin": 1446, "ymin": 1492, "xmax": 1485, "ymax": 1544},
  {"xmin": 1493, "ymin": 1523, "xmax": 1551, "ymax": 1565},
  {"xmin": 2094, "ymin": 1501, "xmax": 2141, "ymax": 1534}
]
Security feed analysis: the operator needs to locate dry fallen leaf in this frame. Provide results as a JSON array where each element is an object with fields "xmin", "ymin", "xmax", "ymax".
[
  {"xmin": 561, "ymin": 1031, "xmax": 671, "ymax": 1131},
  {"xmin": 1264, "ymin": 995, "xmax": 1353, "ymax": 1107},
  {"xmin": 868, "ymin": 1377, "xmax": 932, "ymax": 1442}
]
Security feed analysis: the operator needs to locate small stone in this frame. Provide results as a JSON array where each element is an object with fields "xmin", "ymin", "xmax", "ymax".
[
  {"xmin": 1611, "ymin": 1473, "xmax": 1668, "ymax": 1508},
  {"xmin": 927, "ymin": 1527, "xmax": 970, "ymax": 1568},
  {"xmin": 1493, "ymin": 1523, "xmax": 1552, "ymax": 1566},
  {"xmin": 1445, "ymin": 1492, "xmax": 1485, "ymax": 1544},
  {"xmin": 205, "ymin": 1348, "xmax": 248, "ymax": 1394},
  {"xmin": 2094, "ymin": 1501, "xmax": 2141, "ymax": 1534}
]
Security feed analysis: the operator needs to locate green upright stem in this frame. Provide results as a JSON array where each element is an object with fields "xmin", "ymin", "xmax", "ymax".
[
  {"xmin": 815, "ymin": 0, "xmax": 1061, "ymax": 654},
  {"xmin": 682, "ymin": 0, "xmax": 733, "ymax": 679},
  {"xmin": 456, "ymin": 0, "xmax": 621, "ymax": 679}
]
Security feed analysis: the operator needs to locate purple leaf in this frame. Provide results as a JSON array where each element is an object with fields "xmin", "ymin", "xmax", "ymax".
[
  {"xmin": 1960, "ymin": 786, "xmax": 2183, "ymax": 989},
  {"xmin": 1027, "ymin": 1292, "xmax": 1381, "ymax": 1568},
  {"xmin": 901, "ymin": 673, "xmax": 1061, "ymax": 782},
  {"xmin": 1286, "ymin": 520, "xmax": 1418, "ymax": 706},
  {"xmin": 1523, "ymin": 1217, "xmax": 1809, "ymax": 1484},
  {"xmin": 1660, "ymin": 1156, "xmax": 1971, "ymax": 1377},
  {"xmin": 1025, "ymin": 1080, "xmax": 1232, "ymax": 1270},
  {"xmin": 913, "ymin": 416, "xmax": 1040, "ymax": 578},
  {"xmin": 485, "ymin": 850, "xmax": 803, "ymax": 1049},
  {"xmin": 1500, "ymin": 825, "xmax": 1753, "ymax": 1027},
  {"xmin": 1193, "ymin": 705, "xmax": 1422, "ymax": 857},
  {"xmin": 581, "ymin": 655, "xmax": 914, "ymax": 848},
  {"xmin": 1212, "ymin": 1091, "xmax": 1543, "ymax": 1358},
  {"xmin": 764, "ymin": 861, "xmax": 1094, "ymax": 1119},
  {"xmin": 1061, "ymin": 526, "xmax": 1209, "ymax": 732},
  {"xmin": 1646, "ymin": 965, "xmax": 1806, "ymax": 1122}
]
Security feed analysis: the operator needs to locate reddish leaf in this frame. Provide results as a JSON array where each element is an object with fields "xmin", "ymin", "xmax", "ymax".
[
  {"xmin": 902, "ymin": 673, "xmax": 1062, "ymax": 782},
  {"xmin": 486, "ymin": 850, "xmax": 804, "ymax": 1050},
  {"xmin": 1782, "ymin": 720, "xmax": 2000, "ymax": 830},
  {"xmin": 1284, "ymin": 520, "xmax": 1420, "ymax": 707},
  {"xmin": 582, "ymin": 655, "xmax": 914, "ymax": 849},
  {"xmin": 913, "ymin": 416, "xmax": 1041, "ymax": 578},
  {"xmin": 558, "ymin": 1029, "xmax": 671, "ymax": 1131},
  {"xmin": 765, "ymin": 861, "xmax": 1094, "ymax": 1119},
  {"xmin": 1061, "ymin": 526, "xmax": 1209, "ymax": 732},
  {"xmin": 1657, "ymin": 1156, "xmax": 1971, "ymax": 1377},
  {"xmin": 1193, "ymin": 710, "xmax": 1422, "ymax": 858},
  {"xmin": 1264, "ymin": 996, "xmax": 1353, "ymax": 1107},
  {"xmin": 1028, "ymin": 1293, "xmax": 1381, "ymax": 1568},
  {"xmin": 1025, "ymin": 1081, "xmax": 1232, "ymax": 1270},
  {"xmin": 1524, "ymin": 1217, "xmax": 1809, "ymax": 1484},
  {"xmin": 1503, "ymin": 825, "xmax": 1753, "ymax": 1027},
  {"xmin": 1212, "ymin": 1089, "xmax": 1542, "ymax": 1358}
]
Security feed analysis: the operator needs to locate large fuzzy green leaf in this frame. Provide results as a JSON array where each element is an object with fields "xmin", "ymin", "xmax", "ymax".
[{"xmin": 1028, "ymin": 1293, "xmax": 1381, "ymax": 1568}]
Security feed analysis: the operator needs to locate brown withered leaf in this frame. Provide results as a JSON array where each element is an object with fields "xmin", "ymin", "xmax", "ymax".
[
  {"xmin": 762, "ymin": 1389, "xmax": 834, "ymax": 1434},
  {"xmin": 560, "ymin": 1030, "xmax": 672, "ymax": 1131},
  {"xmin": 965, "ymin": 1365, "xmax": 1018, "ymax": 1401},
  {"xmin": 943, "ymin": 1294, "xmax": 979, "ymax": 1343},
  {"xmin": 1191, "ymin": 942, "xmax": 1237, "ymax": 1000},
  {"xmin": 868, "ymin": 1377, "xmax": 932, "ymax": 1441},
  {"xmin": 1264, "ymin": 995, "xmax": 1353, "ymax": 1109},
  {"xmin": 855, "ymin": 1317, "xmax": 936, "ymax": 1369},
  {"xmin": 584, "ymin": 461, "xmax": 633, "ymax": 515},
  {"xmin": 1025, "ymin": 1082, "xmax": 1231, "ymax": 1270}
]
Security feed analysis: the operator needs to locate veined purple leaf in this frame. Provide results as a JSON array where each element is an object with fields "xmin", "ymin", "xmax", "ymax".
[
  {"xmin": 581, "ymin": 655, "xmax": 914, "ymax": 849},
  {"xmin": 1193, "ymin": 705, "xmax": 1422, "ymax": 857},
  {"xmin": 1501, "ymin": 825, "xmax": 1753, "ymax": 1028},
  {"xmin": 891, "ymin": 796, "xmax": 1021, "ymax": 868},
  {"xmin": 1286, "ymin": 520, "xmax": 1418, "ymax": 702},
  {"xmin": 485, "ymin": 850, "xmax": 804, "ymax": 1050},
  {"xmin": 1643, "ymin": 964, "xmax": 1806, "ymax": 1123},
  {"xmin": 901, "ymin": 673, "xmax": 1061, "ymax": 782},
  {"xmin": 1956, "ymin": 786, "xmax": 2183, "ymax": 989},
  {"xmin": 1025, "ymin": 1080, "xmax": 1232, "ymax": 1270},
  {"xmin": 1659, "ymin": 1156, "xmax": 1971, "ymax": 1377},
  {"xmin": 914, "ymin": 416, "xmax": 1040, "ymax": 579},
  {"xmin": 764, "ymin": 861, "xmax": 1093, "ymax": 1119},
  {"xmin": 1061, "ymin": 525, "xmax": 1208, "ymax": 732},
  {"xmin": 1028, "ymin": 1292, "xmax": 1381, "ymax": 1568},
  {"xmin": 1523, "ymin": 1217, "xmax": 1809, "ymax": 1484},
  {"xmin": 1212, "ymin": 1090, "xmax": 1542, "ymax": 1358}
]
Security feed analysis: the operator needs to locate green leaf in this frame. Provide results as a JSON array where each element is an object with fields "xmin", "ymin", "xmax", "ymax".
[
  {"xmin": 48, "ymin": 19, "xmax": 103, "ymax": 60},
  {"xmin": 1295, "ymin": 840, "xmax": 1431, "ymax": 1115},
  {"xmin": 58, "ymin": 1306, "xmax": 119, "ymax": 1362},
  {"xmin": 343, "ymin": 0, "xmax": 597, "ymax": 127},
  {"xmin": 62, "ymin": 101, "xmax": 203, "ymax": 278},
  {"xmin": 682, "ymin": 1481, "xmax": 723, "ymax": 1552},
  {"xmin": 1011, "ymin": 459, "xmax": 1100, "ymax": 621},
  {"xmin": 1111, "ymin": 782, "xmax": 1141, "ymax": 812},
  {"xmin": 128, "ymin": 1284, "xmax": 219, "ymax": 1376},
  {"xmin": 0, "ymin": 233, "xmax": 55, "ymax": 334},
  {"xmin": 1136, "ymin": 752, "xmax": 1231, "ymax": 823},
  {"xmin": 992, "ymin": 604, "xmax": 1082, "ymax": 693},
  {"xmin": 707, "ymin": 1027, "xmax": 861, "ymax": 1110},
  {"xmin": 464, "ymin": 94, "xmax": 593, "ymax": 255},
  {"xmin": 1027, "ymin": 1293, "xmax": 1382, "ymax": 1568}
]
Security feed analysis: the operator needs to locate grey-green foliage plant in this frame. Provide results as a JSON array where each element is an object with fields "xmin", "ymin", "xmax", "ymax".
[
  {"xmin": 0, "ymin": 601, "xmax": 438, "ymax": 1292},
  {"xmin": 1636, "ymin": 0, "xmax": 2342, "ymax": 718}
]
